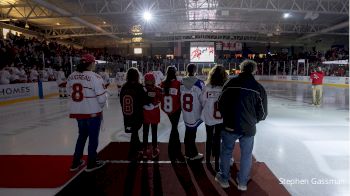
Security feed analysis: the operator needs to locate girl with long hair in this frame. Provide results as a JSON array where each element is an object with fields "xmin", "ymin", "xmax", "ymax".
[
  {"xmin": 202, "ymin": 65, "xmax": 228, "ymax": 171},
  {"xmin": 160, "ymin": 66, "xmax": 185, "ymax": 162}
]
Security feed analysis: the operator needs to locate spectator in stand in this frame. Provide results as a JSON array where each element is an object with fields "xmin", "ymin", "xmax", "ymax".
[
  {"xmin": 29, "ymin": 65, "xmax": 39, "ymax": 82},
  {"xmin": 47, "ymin": 66, "xmax": 55, "ymax": 81},
  {"xmin": 0, "ymin": 65, "xmax": 11, "ymax": 84},
  {"xmin": 9, "ymin": 64, "xmax": 20, "ymax": 83},
  {"xmin": 18, "ymin": 65, "xmax": 27, "ymax": 83},
  {"xmin": 310, "ymin": 66, "xmax": 324, "ymax": 106},
  {"xmin": 40, "ymin": 68, "xmax": 49, "ymax": 82}
]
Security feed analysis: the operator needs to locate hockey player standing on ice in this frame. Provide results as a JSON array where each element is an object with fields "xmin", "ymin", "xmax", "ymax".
[
  {"xmin": 201, "ymin": 65, "xmax": 228, "ymax": 171},
  {"xmin": 99, "ymin": 68, "xmax": 110, "ymax": 89},
  {"xmin": 215, "ymin": 60, "xmax": 267, "ymax": 191},
  {"xmin": 180, "ymin": 63, "xmax": 204, "ymax": 161},
  {"xmin": 120, "ymin": 67, "xmax": 149, "ymax": 160},
  {"xmin": 57, "ymin": 67, "xmax": 67, "ymax": 98},
  {"xmin": 67, "ymin": 54, "xmax": 107, "ymax": 172},
  {"xmin": 142, "ymin": 72, "xmax": 162, "ymax": 160},
  {"xmin": 160, "ymin": 66, "xmax": 185, "ymax": 162}
]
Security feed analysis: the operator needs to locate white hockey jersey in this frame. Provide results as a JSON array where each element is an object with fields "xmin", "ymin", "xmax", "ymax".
[
  {"xmin": 67, "ymin": 71, "xmax": 107, "ymax": 119},
  {"xmin": 152, "ymin": 70, "xmax": 164, "ymax": 86},
  {"xmin": 0, "ymin": 69, "xmax": 11, "ymax": 84},
  {"xmin": 40, "ymin": 70, "xmax": 48, "ymax": 82},
  {"xmin": 99, "ymin": 71, "xmax": 110, "ymax": 85},
  {"xmin": 180, "ymin": 76, "xmax": 204, "ymax": 127},
  {"xmin": 201, "ymin": 84, "xmax": 223, "ymax": 126},
  {"xmin": 115, "ymin": 72, "xmax": 126, "ymax": 86},
  {"xmin": 19, "ymin": 68, "xmax": 27, "ymax": 81},
  {"xmin": 29, "ymin": 69, "xmax": 39, "ymax": 81},
  {"xmin": 56, "ymin": 70, "xmax": 66, "ymax": 85}
]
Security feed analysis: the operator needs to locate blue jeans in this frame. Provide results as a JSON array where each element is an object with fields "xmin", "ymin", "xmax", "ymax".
[
  {"xmin": 73, "ymin": 116, "xmax": 102, "ymax": 166},
  {"xmin": 218, "ymin": 130, "xmax": 254, "ymax": 186}
]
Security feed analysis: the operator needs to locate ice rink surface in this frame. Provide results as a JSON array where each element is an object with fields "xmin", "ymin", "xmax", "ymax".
[{"xmin": 0, "ymin": 81, "xmax": 349, "ymax": 196}]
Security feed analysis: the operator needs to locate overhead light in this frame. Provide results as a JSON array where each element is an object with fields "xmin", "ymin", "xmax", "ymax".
[
  {"xmin": 143, "ymin": 11, "xmax": 153, "ymax": 21},
  {"xmin": 283, "ymin": 13, "xmax": 291, "ymax": 19},
  {"xmin": 103, "ymin": 21, "xmax": 106, "ymax": 24},
  {"xmin": 56, "ymin": 22, "xmax": 61, "ymax": 25},
  {"xmin": 25, "ymin": 22, "xmax": 29, "ymax": 29},
  {"xmin": 304, "ymin": 12, "xmax": 319, "ymax": 20}
]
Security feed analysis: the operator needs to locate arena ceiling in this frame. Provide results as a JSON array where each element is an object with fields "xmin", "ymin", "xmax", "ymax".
[{"xmin": 0, "ymin": 0, "xmax": 349, "ymax": 48}]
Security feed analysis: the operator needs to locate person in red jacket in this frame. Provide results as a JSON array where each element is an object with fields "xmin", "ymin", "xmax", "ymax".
[
  {"xmin": 310, "ymin": 66, "xmax": 324, "ymax": 106},
  {"xmin": 142, "ymin": 72, "xmax": 162, "ymax": 159}
]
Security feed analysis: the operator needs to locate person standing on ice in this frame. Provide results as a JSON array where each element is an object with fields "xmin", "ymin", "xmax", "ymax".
[
  {"xmin": 310, "ymin": 66, "xmax": 324, "ymax": 106},
  {"xmin": 180, "ymin": 63, "xmax": 204, "ymax": 161},
  {"xmin": 160, "ymin": 66, "xmax": 186, "ymax": 162},
  {"xmin": 67, "ymin": 54, "xmax": 107, "ymax": 172},
  {"xmin": 142, "ymin": 72, "xmax": 162, "ymax": 160},
  {"xmin": 120, "ymin": 67, "xmax": 149, "ymax": 160},
  {"xmin": 215, "ymin": 60, "xmax": 267, "ymax": 191}
]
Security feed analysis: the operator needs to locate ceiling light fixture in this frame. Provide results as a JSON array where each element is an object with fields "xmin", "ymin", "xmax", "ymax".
[
  {"xmin": 143, "ymin": 11, "xmax": 153, "ymax": 21},
  {"xmin": 283, "ymin": 13, "xmax": 291, "ymax": 19}
]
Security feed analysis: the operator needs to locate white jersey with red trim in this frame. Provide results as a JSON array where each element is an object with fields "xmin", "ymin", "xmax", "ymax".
[
  {"xmin": 0, "ymin": 69, "xmax": 11, "ymax": 84},
  {"xmin": 201, "ymin": 84, "xmax": 223, "ymax": 126},
  {"xmin": 180, "ymin": 76, "xmax": 204, "ymax": 127},
  {"xmin": 29, "ymin": 69, "xmax": 39, "ymax": 81},
  {"xmin": 152, "ymin": 71, "xmax": 164, "ymax": 86},
  {"xmin": 67, "ymin": 71, "xmax": 107, "ymax": 119},
  {"xmin": 56, "ymin": 70, "xmax": 66, "ymax": 85}
]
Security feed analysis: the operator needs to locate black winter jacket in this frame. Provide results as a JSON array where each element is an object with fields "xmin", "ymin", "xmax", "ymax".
[{"xmin": 218, "ymin": 72, "xmax": 267, "ymax": 136}]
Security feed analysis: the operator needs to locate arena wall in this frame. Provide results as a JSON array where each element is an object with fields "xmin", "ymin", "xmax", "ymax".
[{"xmin": 0, "ymin": 76, "xmax": 348, "ymax": 106}]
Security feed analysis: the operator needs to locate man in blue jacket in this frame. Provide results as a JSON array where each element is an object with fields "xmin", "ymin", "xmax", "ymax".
[{"xmin": 215, "ymin": 60, "xmax": 268, "ymax": 191}]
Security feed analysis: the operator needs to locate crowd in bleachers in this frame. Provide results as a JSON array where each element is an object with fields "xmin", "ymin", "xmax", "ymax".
[{"xmin": 0, "ymin": 33, "xmax": 348, "ymax": 85}]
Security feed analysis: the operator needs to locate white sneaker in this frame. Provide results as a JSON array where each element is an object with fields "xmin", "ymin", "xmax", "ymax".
[
  {"xmin": 85, "ymin": 161, "xmax": 106, "ymax": 172},
  {"xmin": 236, "ymin": 177, "xmax": 247, "ymax": 191},
  {"xmin": 215, "ymin": 174, "xmax": 230, "ymax": 188},
  {"xmin": 190, "ymin": 153, "xmax": 204, "ymax": 161},
  {"xmin": 70, "ymin": 160, "xmax": 85, "ymax": 172},
  {"xmin": 237, "ymin": 184, "xmax": 247, "ymax": 191},
  {"xmin": 230, "ymin": 158, "xmax": 234, "ymax": 166}
]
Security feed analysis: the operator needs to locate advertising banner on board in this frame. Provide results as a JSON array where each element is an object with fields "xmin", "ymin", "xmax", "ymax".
[{"xmin": 0, "ymin": 83, "xmax": 36, "ymax": 101}]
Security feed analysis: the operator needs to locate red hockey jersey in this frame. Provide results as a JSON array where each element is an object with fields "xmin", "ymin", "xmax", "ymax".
[
  {"xmin": 160, "ymin": 79, "xmax": 181, "ymax": 115},
  {"xmin": 143, "ymin": 85, "xmax": 162, "ymax": 124}
]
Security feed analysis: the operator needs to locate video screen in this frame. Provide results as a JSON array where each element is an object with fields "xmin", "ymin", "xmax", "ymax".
[{"xmin": 190, "ymin": 42, "xmax": 215, "ymax": 63}]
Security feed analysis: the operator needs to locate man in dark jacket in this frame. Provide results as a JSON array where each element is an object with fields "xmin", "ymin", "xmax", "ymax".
[{"xmin": 215, "ymin": 60, "xmax": 267, "ymax": 191}]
